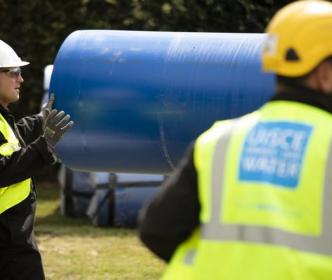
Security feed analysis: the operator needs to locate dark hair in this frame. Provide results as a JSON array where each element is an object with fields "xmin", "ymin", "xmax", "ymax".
[{"xmin": 276, "ymin": 73, "xmax": 310, "ymax": 87}]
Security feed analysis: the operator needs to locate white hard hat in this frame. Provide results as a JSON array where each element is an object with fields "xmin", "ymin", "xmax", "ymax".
[{"xmin": 0, "ymin": 40, "xmax": 29, "ymax": 68}]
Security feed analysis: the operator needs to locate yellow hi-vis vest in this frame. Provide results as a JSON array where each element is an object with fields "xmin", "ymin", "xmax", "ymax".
[
  {"xmin": 0, "ymin": 113, "xmax": 31, "ymax": 214},
  {"xmin": 163, "ymin": 101, "xmax": 332, "ymax": 280}
]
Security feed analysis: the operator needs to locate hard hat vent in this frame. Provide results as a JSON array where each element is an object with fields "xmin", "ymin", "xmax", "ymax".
[{"xmin": 285, "ymin": 48, "xmax": 300, "ymax": 62}]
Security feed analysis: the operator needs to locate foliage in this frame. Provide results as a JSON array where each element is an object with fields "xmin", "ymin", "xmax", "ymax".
[{"xmin": 0, "ymin": 0, "xmax": 291, "ymax": 117}]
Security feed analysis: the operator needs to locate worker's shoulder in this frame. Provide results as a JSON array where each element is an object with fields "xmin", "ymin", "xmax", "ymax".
[
  {"xmin": 195, "ymin": 112, "xmax": 256, "ymax": 148},
  {"xmin": 206, "ymin": 111, "xmax": 259, "ymax": 136}
]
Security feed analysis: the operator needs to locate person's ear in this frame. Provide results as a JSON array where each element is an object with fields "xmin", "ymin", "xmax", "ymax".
[{"xmin": 313, "ymin": 61, "xmax": 332, "ymax": 94}]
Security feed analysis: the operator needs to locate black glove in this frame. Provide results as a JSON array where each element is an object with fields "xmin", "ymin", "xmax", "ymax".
[{"xmin": 44, "ymin": 109, "xmax": 74, "ymax": 147}]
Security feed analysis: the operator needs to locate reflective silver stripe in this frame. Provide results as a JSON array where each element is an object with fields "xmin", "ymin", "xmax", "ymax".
[
  {"xmin": 206, "ymin": 122, "xmax": 234, "ymax": 239},
  {"xmin": 9, "ymin": 143, "xmax": 21, "ymax": 152},
  {"xmin": 184, "ymin": 249, "xmax": 196, "ymax": 265},
  {"xmin": 182, "ymin": 122, "xmax": 235, "ymax": 265},
  {"xmin": 202, "ymin": 122, "xmax": 332, "ymax": 256}
]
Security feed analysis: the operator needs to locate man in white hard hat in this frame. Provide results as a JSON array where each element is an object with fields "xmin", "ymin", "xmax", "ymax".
[{"xmin": 0, "ymin": 40, "xmax": 73, "ymax": 279}]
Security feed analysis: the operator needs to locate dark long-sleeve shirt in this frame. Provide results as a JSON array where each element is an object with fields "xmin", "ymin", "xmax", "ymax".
[
  {"xmin": 0, "ymin": 105, "xmax": 56, "ymax": 187},
  {"xmin": 139, "ymin": 85, "xmax": 332, "ymax": 262},
  {"xmin": 139, "ymin": 144, "xmax": 199, "ymax": 261}
]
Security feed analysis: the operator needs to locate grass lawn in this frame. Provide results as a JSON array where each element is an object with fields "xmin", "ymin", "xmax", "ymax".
[{"xmin": 35, "ymin": 182, "xmax": 165, "ymax": 280}]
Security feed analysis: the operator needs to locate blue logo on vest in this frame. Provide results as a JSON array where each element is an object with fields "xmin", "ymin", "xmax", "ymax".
[{"xmin": 239, "ymin": 121, "xmax": 312, "ymax": 188}]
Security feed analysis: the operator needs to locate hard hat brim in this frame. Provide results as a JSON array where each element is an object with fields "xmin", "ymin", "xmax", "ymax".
[{"xmin": 4, "ymin": 61, "xmax": 30, "ymax": 67}]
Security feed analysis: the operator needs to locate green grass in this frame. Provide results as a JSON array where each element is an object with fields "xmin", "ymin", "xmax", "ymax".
[{"xmin": 35, "ymin": 182, "xmax": 165, "ymax": 280}]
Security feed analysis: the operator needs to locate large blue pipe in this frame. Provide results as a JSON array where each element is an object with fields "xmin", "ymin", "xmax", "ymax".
[{"xmin": 50, "ymin": 30, "xmax": 275, "ymax": 174}]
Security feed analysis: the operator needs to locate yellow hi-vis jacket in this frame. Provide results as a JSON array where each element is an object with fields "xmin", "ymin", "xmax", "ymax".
[
  {"xmin": 0, "ymin": 113, "xmax": 31, "ymax": 214},
  {"xmin": 163, "ymin": 100, "xmax": 332, "ymax": 280}
]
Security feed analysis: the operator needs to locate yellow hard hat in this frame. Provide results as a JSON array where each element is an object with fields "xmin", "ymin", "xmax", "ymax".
[{"xmin": 262, "ymin": 0, "xmax": 332, "ymax": 77}]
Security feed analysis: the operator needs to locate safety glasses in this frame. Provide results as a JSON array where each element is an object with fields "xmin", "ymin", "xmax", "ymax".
[{"xmin": 0, "ymin": 67, "xmax": 22, "ymax": 78}]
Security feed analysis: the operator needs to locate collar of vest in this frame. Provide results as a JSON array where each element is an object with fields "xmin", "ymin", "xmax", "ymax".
[
  {"xmin": 271, "ymin": 84, "xmax": 332, "ymax": 115},
  {"xmin": 0, "ymin": 105, "xmax": 15, "ymax": 122}
]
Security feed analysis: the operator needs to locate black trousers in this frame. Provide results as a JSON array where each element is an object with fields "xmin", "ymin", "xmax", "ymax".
[{"xmin": 0, "ymin": 191, "xmax": 44, "ymax": 280}]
